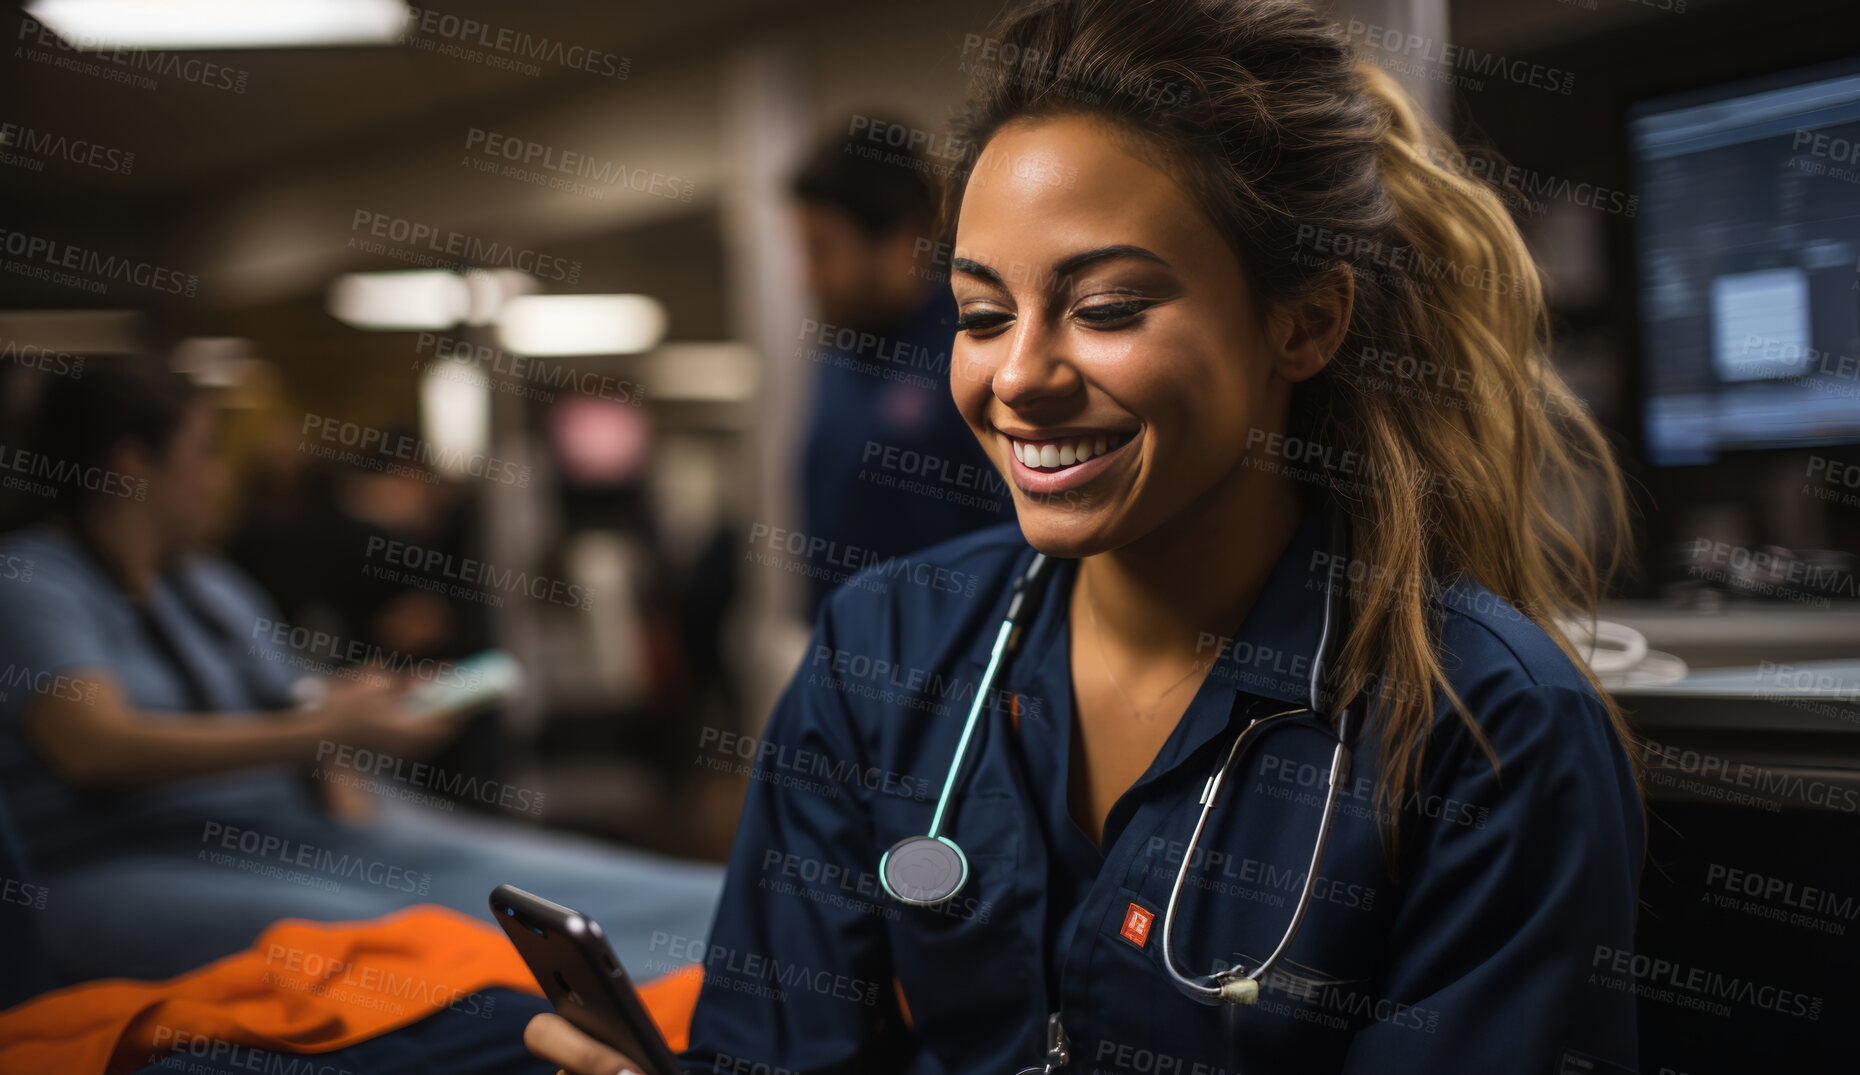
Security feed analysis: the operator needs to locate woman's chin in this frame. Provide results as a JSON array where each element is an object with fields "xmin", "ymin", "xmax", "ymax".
[{"xmin": 1014, "ymin": 507, "xmax": 1123, "ymax": 561}]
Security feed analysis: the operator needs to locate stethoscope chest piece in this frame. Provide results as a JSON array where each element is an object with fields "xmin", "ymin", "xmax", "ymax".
[
  {"xmin": 879, "ymin": 834, "xmax": 969, "ymax": 905},
  {"xmin": 879, "ymin": 550, "xmax": 1054, "ymax": 909}
]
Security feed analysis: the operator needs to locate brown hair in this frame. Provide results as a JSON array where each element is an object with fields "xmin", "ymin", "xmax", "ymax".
[
  {"xmin": 938, "ymin": 0, "xmax": 1641, "ymax": 861},
  {"xmin": 1, "ymin": 356, "xmax": 201, "ymax": 532}
]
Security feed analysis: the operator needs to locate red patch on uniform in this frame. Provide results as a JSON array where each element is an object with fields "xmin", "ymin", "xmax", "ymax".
[{"xmin": 1119, "ymin": 902, "xmax": 1154, "ymax": 948}]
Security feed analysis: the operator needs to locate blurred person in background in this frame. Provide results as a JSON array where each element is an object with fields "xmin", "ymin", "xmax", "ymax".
[
  {"xmin": 0, "ymin": 357, "xmax": 720, "ymax": 986},
  {"xmin": 793, "ymin": 114, "xmax": 1015, "ymax": 619},
  {"xmin": 229, "ymin": 435, "xmax": 512, "ymax": 808},
  {"xmin": 230, "ymin": 429, "xmax": 482, "ymax": 661}
]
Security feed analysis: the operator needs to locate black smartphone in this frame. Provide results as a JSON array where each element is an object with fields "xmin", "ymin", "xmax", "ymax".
[{"xmin": 489, "ymin": 884, "xmax": 683, "ymax": 1075}]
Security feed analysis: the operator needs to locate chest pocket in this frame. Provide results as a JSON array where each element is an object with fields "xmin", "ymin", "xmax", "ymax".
[{"xmin": 883, "ymin": 789, "xmax": 1032, "ymax": 1062}]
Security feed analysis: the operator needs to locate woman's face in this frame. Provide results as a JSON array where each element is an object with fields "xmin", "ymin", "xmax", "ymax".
[
  {"xmin": 949, "ymin": 114, "xmax": 1305, "ymax": 559},
  {"xmin": 144, "ymin": 398, "xmax": 228, "ymax": 552}
]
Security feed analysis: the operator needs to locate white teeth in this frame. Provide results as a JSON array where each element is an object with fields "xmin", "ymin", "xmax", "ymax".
[{"xmin": 1011, "ymin": 433, "xmax": 1128, "ymax": 470}]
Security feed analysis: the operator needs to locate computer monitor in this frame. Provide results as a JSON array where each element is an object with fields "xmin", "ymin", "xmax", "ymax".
[{"xmin": 1628, "ymin": 60, "xmax": 1860, "ymax": 466}]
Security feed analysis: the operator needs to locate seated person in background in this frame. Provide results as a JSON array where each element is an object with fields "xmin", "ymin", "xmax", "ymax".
[{"xmin": 0, "ymin": 357, "xmax": 722, "ymax": 987}]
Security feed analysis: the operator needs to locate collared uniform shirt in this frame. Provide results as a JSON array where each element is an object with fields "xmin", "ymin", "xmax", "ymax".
[{"xmin": 682, "ymin": 499, "xmax": 1645, "ymax": 1075}]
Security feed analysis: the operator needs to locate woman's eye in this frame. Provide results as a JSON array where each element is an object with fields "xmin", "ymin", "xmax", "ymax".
[
  {"xmin": 1074, "ymin": 300, "xmax": 1150, "ymax": 326},
  {"xmin": 955, "ymin": 311, "xmax": 1013, "ymax": 335}
]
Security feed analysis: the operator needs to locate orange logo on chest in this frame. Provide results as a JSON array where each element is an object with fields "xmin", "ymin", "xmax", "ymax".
[{"xmin": 1119, "ymin": 902, "xmax": 1154, "ymax": 948}]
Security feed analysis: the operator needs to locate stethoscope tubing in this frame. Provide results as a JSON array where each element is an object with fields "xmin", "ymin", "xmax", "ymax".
[
  {"xmin": 881, "ymin": 552, "xmax": 1053, "ymax": 907},
  {"xmin": 1159, "ymin": 706, "xmax": 1353, "ymax": 1003},
  {"xmin": 927, "ymin": 615, "xmax": 1017, "ymax": 840}
]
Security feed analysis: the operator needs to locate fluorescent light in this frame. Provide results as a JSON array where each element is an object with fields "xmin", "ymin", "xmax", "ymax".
[
  {"xmin": 25, "ymin": 0, "xmax": 409, "ymax": 51},
  {"xmin": 463, "ymin": 269, "xmax": 538, "ymax": 327},
  {"xmin": 419, "ymin": 358, "xmax": 490, "ymax": 478},
  {"xmin": 171, "ymin": 337, "xmax": 253, "ymax": 388},
  {"xmin": 328, "ymin": 270, "xmax": 469, "ymax": 331},
  {"xmin": 495, "ymin": 295, "xmax": 667, "ymax": 357}
]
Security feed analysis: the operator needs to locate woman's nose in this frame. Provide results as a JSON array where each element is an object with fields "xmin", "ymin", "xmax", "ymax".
[{"xmin": 989, "ymin": 317, "xmax": 1081, "ymax": 410}]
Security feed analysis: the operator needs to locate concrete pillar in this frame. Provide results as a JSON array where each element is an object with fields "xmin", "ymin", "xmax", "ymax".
[{"xmin": 719, "ymin": 42, "xmax": 814, "ymax": 729}]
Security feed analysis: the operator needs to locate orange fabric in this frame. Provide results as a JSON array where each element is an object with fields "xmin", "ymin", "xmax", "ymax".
[
  {"xmin": 0, "ymin": 904, "xmax": 706, "ymax": 1075},
  {"xmin": 891, "ymin": 976, "xmax": 914, "ymax": 1029},
  {"xmin": 638, "ymin": 962, "xmax": 705, "ymax": 1053}
]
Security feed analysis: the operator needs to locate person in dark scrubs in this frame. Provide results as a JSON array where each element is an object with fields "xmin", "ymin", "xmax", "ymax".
[
  {"xmin": 527, "ymin": 2, "xmax": 1645, "ymax": 1073},
  {"xmin": 791, "ymin": 113, "xmax": 1016, "ymax": 620}
]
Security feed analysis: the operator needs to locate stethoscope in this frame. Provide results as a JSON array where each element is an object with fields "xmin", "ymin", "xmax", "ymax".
[{"xmin": 879, "ymin": 506, "xmax": 1361, "ymax": 1040}]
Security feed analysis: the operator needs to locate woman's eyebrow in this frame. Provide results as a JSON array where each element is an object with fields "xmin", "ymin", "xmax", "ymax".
[
  {"xmin": 953, "ymin": 245, "xmax": 1172, "ymax": 292},
  {"xmin": 1052, "ymin": 244, "xmax": 1171, "ymax": 279},
  {"xmin": 951, "ymin": 257, "xmax": 1002, "ymax": 286}
]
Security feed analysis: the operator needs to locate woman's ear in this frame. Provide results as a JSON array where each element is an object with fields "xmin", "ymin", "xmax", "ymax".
[{"xmin": 1268, "ymin": 265, "xmax": 1355, "ymax": 383}]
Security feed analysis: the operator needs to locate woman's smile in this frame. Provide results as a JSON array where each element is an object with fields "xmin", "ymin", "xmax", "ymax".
[{"xmin": 999, "ymin": 426, "xmax": 1139, "ymax": 493}]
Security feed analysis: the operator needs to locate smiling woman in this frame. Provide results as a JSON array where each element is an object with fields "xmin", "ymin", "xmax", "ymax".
[
  {"xmin": 936, "ymin": 1, "xmax": 1640, "ymax": 854},
  {"xmin": 524, "ymin": 2, "xmax": 1648, "ymax": 1074}
]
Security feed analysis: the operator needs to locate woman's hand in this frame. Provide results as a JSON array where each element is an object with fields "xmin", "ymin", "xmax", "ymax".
[
  {"xmin": 314, "ymin": 674, "xmax": 462, "ymax": 759},
  {"xmin": 524, "ymin": 1012, "xmax": 648, "ymax": 1075}
]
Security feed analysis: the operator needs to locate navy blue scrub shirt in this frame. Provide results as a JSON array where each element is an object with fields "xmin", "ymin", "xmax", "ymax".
[{"xmin": 682, "ymin": 497, "xmax": 1645, "ymax": 1075}]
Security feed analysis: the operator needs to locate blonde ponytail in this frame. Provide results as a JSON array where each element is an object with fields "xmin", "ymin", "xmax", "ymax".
[{"xmin": 1318, "ymin": 61, "xmax": 1644, "ymax": 859}]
